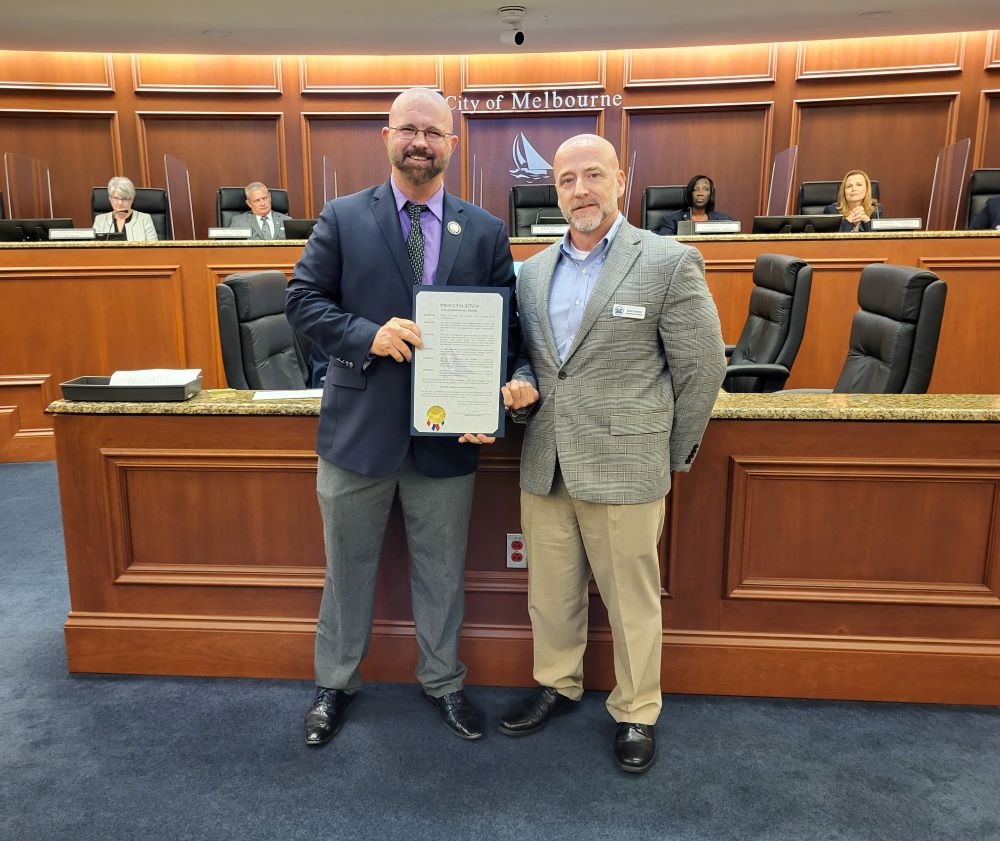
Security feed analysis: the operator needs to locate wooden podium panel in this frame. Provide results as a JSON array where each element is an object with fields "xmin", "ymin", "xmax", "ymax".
[{"xmin": 53, "ymin": 399, "xmax": 1000, "ymax": 704}]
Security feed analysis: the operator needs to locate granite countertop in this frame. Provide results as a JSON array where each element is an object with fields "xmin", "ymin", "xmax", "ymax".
[
  {"xmin": 3, "ymin": 231, "xmax": 998, "ymax": 250},
  {"xmin": 0, "ymin": 239, "xmax": 306, "ymax": 250},
  {"xmin": 47, "ymin": 389, "xmax": 1000, "ymax": 421},
  {"xmin": 510, "ymin": 231, "xmax": 1000, "ymax": 244}
]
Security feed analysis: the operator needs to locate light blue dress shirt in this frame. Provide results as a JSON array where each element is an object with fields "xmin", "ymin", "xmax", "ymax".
[{"xmin": 548, "ymin": 213, "xmax": 625, "ymax": 361}]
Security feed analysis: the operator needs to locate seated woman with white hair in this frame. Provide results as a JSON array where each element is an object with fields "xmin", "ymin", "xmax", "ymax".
[{"xmin": 93, "ymin": 176, "xmax": 158, "ymax": 241}]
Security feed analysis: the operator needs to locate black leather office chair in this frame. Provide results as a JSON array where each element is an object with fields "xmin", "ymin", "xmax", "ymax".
[
  {"xmin": 509, "ymin": 185, "xmax": 564, "ymax": 237},
  {"xmin": 965, "ymin": 169, "xmax": 1000, "ymax": 228},
  {"xmin": 217, "ymin": 187, "xmax": 290, "ymax": 227},
  {"xmin": 640, "ymin": 186, "xmax": 687, "ymax": 231},
  {"xmin": 797, "ymin": 180, "xmax": 880, "ymax": 215},
  {"xmin": 723, "ymin": 254, "xmax": 813, "ymax": 393},
  {"xmin": 833, "ymin": 264, "xmax": 947, "ymax": 394},
  {"xmin": 215, "ymin": 270, "xmax": 309, "ymax": 390},
  {"xmin": 91, "ymin": 187, "xmax": 172, "ymax": 239}
]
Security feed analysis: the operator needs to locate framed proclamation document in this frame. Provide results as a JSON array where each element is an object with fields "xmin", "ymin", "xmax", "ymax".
[{"xmin": 410, "ymin": 285, "xmax": 511, "ymax": 438}]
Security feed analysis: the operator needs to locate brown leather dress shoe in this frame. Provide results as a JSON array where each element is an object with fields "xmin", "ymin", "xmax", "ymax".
[
  {"xmin": 497, "ymin": 686, "xmax": 578, "ymax": 736},
  {"xmin": 304, "ymin": 687, "xmax": 354, "ymax": 746},
  {"xmin": 614, "ymin": 722, "xmax": 656, "ymax": 773},
  {"xmin": 424, "ymin": 690, "xmax": 485, "ymax": 740}
]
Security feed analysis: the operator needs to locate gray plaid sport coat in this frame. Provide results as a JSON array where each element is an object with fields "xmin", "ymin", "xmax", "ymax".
[{"xmin": 512, "ymin": 219, "xmax": 726, "ymax": 505}]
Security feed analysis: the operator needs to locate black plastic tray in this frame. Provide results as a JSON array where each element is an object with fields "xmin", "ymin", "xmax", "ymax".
[{"xmin": 60, "ymin": 376, "xmax": 201, "ymax": 402}]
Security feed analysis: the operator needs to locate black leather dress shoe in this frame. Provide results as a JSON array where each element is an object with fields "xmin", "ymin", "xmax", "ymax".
[
  {"xmin": 497, "ymin": 686, "xmax": 578, "ymax": 736},
  {"xmin": 424, "ymin": 690, "xmax": 484, "ymax": 740},
  {"xmin": 304, "ymin": 687, "xmax": 354, "ymax": 746},
  {"xmin": 614, "ymin": 722, "xmax": 656, "ymax": 773}
]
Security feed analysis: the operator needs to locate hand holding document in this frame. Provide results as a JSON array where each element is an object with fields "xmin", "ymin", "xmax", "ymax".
[{"xmin": 411, "ymin": 287, "xmax": 510, "ymax": 438}]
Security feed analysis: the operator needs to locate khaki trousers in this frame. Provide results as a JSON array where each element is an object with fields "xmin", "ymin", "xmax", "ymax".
[{"xmin": 521, "ymin": 470, "xmax": 666, "ymax": 725}]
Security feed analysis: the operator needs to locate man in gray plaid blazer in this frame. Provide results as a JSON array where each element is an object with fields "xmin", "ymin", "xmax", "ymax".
[{"xmin": 498, "ymin": 134, "xmax": 726, "ymax": 774}]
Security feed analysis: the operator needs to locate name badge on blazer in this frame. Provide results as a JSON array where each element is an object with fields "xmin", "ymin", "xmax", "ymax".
[{"xmin": 612, "ymin": 304, "xmax": 646, "ymax": 319}]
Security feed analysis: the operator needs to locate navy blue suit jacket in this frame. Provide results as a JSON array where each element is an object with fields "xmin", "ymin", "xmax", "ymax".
[
  {"xmin": 286, "ymin": 180, "xmax": 518, "ymax": 479},
  {"xmin": 656, "ymin": 209, "xmax": 734, "ymax": 236},
  {"xmin": 969, "ymin": 197, "xmax": 1000, "ymax": 230},
  {"xmin": 823, "ymin": 202, "xmax": 884, "ymax": 232}
]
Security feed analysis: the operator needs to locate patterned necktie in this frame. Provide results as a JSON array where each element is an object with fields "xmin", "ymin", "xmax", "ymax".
[
  {"xmin": 405, "ymin": 202, "xmax": 427, "ymax": 285},
  {"xmin": 260, "ymin": 216, "xmax": 272, "ymax": 239}
]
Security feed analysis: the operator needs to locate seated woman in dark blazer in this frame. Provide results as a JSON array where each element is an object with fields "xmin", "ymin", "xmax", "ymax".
[
  {"xmin": 656, "ymin": 174, "xmax": 734, "ymax": 235},
  {"xmin": 824, "ymin": 169, "xmax": 882, "ymax": 232},
  {"xmin": 969, "ymin": 196, "xmax": 1000, "ymax": 230}
]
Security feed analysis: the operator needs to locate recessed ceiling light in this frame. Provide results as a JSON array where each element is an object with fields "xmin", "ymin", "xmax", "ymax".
[
  {"xmin": 201, "ymin": 29, "xmax": 232, "ymax": 38},
  {"xmin": 859, "ymin": 10, "xmax": 892, "ymax": 17}
]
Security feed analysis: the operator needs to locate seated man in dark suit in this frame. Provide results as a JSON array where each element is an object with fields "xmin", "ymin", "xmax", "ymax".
[
  {"xmin": 656, "ymin": 174, "xmax": 733, "ymax": 235},
  {"xmin": 228, "ymin": 182, "xmax": 292, "ymax": 239},
  {"xmin": 969, "ymin": 196, "xmax": 1000, "ymax": 230}
]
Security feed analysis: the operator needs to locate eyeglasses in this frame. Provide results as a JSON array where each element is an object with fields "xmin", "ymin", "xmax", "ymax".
[
  {"xmin": 388, "ymin": 126, "xmax": 452, "ymax": 144},
  {"xmin": 109, "ymin": 194, "xmax": 133, "ymax": 203}
]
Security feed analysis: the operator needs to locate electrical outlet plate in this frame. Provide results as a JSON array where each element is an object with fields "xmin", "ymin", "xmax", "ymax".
[{"xmin": 506, "ymin": 533, "xmax": 527, "ymax": 568}]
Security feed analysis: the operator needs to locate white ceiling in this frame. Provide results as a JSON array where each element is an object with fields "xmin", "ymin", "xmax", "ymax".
[{"xmin": 3, "ymin": 1, "xmax": 1000, "ymax": 56}]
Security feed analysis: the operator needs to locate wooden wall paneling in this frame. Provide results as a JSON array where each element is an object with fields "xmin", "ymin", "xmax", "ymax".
[
  {"xmin": 796, "ymin": 32, "xmax": 965, "ymax": 80},
  {"xmin": 103, "ymin": 449, "xmax": 325, "ymax": 585},
  {"xmin": 622, "ymin": 104, "xmax": 773, "ymax": 229},
  {"xmin": 624, "ymin": 43, "xmax": 777, "ymax": 87},
  {"xmin": 792, "ymin": 94, "xmax": 958, "ymax": 221},
  {"xmin": 986, "ymin": 31, "xmax": 1000, "ymax": 70},
  {"xmin": 0, "ymin": 110, "xmax": 121, "ymax": 227},
  {"xmin": 299, "ymin": 55, "xmax": 443, "ymax": 93},
  {"xmin": 705, "ymin": 421, "xmax": 1000, "ymax": 647},
  {"xmin": 914, "ymin": 256, "xmax": 1000, "ymax": 393},
  {"xmin": 131, "ymin": 54, "xmax": 282, "ymax": 94},
  {"xmin": 136, "ymin": 112, "xmax": 286, "ymax": 237},
  {"xmin": 0, "ymin": 51, "xmax": 115, "ymax": 92},
  {"xmin": 975, "ymin": 90, "xmax": 1000, "ymax": 167},
  {"xmin": 0, "ymin": 262, "xmax": 188, "ymax": 379},
  {"xmin": 725, "ymin": 456, "xmax": 1000, "ymax": 606},
  {"xmin": 300, "ymin": 113, "xmax": 389, "ymax": 216},
  {"xmin": 702, "ymin": 258, "xmax": 757, "ymax": 345},
  {"xmin": 0, "ymin": 375, "xmax": 55, "ymax": 462},
  {"xmin": 463, "ymin": 110, "xmax": 601, "ymax": 224},
  {"xmin": 0, "ymin": 403, "xmax": 16, "ymax": 450},
  {"xmin": 461, "ymin": 51, "xmax": 606, "ymax": 91}
]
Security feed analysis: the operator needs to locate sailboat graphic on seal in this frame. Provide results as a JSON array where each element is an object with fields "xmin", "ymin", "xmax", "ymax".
[{"xmin": 509, "ymin": 132, "xmax": 552, "ymax": 182}]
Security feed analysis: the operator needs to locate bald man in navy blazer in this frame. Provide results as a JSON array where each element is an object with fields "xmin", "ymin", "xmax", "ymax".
[{"xmin": 286, "ymin": 88, "xmax": 529, "ymax": 748}]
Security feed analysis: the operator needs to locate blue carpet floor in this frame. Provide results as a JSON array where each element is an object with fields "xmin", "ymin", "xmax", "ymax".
[{"xmin": 1, "ymin": 461, "xmax": 998, "ymax": 841}]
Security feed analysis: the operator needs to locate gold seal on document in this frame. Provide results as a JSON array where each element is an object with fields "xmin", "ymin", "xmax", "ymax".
[
  {"xmin": 447, "ymin": 221, "xmax": 462, "ymax": 236},
  {"xmin": 426, "ymin": 405, "xmax": 446, "ymax": 431}
]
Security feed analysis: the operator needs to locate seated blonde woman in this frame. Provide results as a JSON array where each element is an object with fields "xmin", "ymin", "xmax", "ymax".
[
  {"xmin": 823, "ymin": 170, "xmax": 883, "ymax": 232},
  {"xmin": 93, "ymin": 176, "xmax": 157, "ymax": 241}
]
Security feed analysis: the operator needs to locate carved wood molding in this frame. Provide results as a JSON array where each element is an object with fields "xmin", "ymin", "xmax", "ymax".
[
  {"xmin": 790, "ymin": 91, "xmax": 961, "ymax": 149},
  {"xmin": 100, "ymin": 447, "xmax": 322, "ymax": 584},
  {"xmin": 0, "ymin": 53, "xmax": 115, "ymax": 92},
  {"xmin": 299, "ymin": 56, "xmax": 443, "ymax": 94},
  {"xmin": 796, "ymin": 33, "xmax": 965, "ymax": 81},
  {"xmin": 726, "ymin": 456, "xmax": 1000, "ymax": 606},
  {"xmin": 624, "ymin": 44, "xmax": 777, "ymax": 88},
  {"xmin": 131, "ymin": 55, "xmax": 283, "ymax": 95},
  {"xmin": 986, "ymin": 31, "xmax": 1000, "ymax": 71},
  {"xmin": 460, "ymin": 52, "xmax": 606, "ymax": 93},
  {"xmin": 973, "ymin": 89, "xmax": 1000, "ymax": 169}
]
